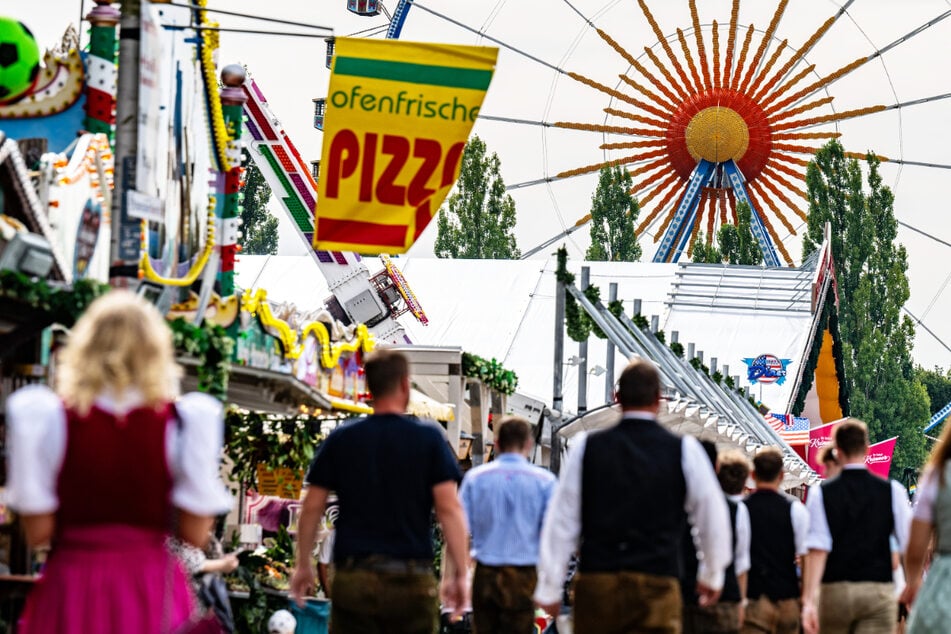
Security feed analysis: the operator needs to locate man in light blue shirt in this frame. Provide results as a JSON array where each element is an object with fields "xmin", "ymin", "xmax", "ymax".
[{"xmin": 459, "ymin": 416, "xmax": 557, "ymax": 634}]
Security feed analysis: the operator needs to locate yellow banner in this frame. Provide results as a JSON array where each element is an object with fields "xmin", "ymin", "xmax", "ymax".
[{"xmin": 314, "ymin": 38, "xmax": 498, "ymax": 254}]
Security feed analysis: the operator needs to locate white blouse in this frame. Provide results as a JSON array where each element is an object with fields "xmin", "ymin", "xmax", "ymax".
[{"xmin": 4, "ymin": 384, "xmax": 233, "ymax": 517}]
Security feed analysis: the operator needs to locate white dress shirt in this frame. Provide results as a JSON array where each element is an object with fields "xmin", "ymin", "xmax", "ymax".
[
  {"xmin": 727, "ymin": 494, "xmax": 751, "ymax": 576},
  {"xmin": 804, "ymin": 463, "xmax": 911, "ymax": 554},
  {"xmin": 534, "ymin": 413, "xmax": 731, "ymax": 605}
]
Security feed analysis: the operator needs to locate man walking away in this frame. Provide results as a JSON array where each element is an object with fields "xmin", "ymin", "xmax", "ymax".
[
  {"xmin": 801, "ymin": 418, "xmax": 911, "ymax": 634},
  {"xmin": 290, "ymin": 349, "xmax": 470, "ymax": 633},
  {"xmin": 460, "ymin": 416, "xmax": 557, "ymax": 634},
  {"xmin": 740, "ymin": 447, "xmax": 807, "ymax": 634},
  {"xmin": 534, "ymin": 359, "xmax": 731, "ymax": 634}
]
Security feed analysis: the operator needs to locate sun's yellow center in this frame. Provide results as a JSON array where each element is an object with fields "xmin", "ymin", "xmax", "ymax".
[{"xmin": 685, "ymin": 106, "xmax": 750, "ymax": 163}]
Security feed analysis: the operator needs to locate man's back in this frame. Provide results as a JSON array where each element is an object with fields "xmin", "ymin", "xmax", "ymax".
[
  {"xmin": 821, "ymin": 469, "xmax": 894, "ymax": 583},
  {"xmin": 306, "ymin": 413, "xmax": 461, "ymax": 561},
  {"xmin": 460, "ymin": 454, "xmax": 556, "ymax": 566},
  {"xmin": 580, "ymin": 418, "xmax": 687, "ymax": 575},
  {"xmin": 745, "ymin": 489, "xmax": 800, "ymax": 601}
]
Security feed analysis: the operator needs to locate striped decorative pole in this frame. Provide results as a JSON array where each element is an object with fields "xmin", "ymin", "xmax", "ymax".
[
  {"xmin": 217, "ymin": 64, "xmax": 247, "ymax": 297},
  {"xmin": 84, "ymin": 0, "xmax": 120, "ymax": 138}
]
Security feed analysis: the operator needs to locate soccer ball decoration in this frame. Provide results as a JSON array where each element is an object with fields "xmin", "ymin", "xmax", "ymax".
[
  {"xmin": 0, "ymin": 17, "xmax": 40, "ymax": 104},
  {"xmin": 267, "ymin": 609, "xmax": 297, "ymax": 634}
]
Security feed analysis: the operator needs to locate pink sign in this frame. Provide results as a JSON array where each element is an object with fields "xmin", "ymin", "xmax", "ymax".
[
  {"xmin": 806, "ymin": 421, "xmax": 838, "ymax": 476},
  {"xmin": 807, "ymin": 420, "xmax": 898, "ymax": 479},
  {"xmin": 866, "ymin": 437, "xmax": 898, "ymax": 479}
]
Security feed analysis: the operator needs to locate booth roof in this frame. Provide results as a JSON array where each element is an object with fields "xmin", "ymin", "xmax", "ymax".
[{"xmin": 234, "ymin": 255, "xmax": 819, "ymax": 418}]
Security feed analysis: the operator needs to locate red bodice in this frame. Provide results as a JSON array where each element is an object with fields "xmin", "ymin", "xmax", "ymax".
[{"xmin": 56, "ymin": 403, "xmax": 174, "ymax": 531}]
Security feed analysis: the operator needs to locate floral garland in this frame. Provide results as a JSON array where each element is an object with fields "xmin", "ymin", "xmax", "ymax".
[
  {"xmin": 168, "ymin": 317, "xmax": 234, "ymax": 400},
  {"xmin": 462, "ymin": 352, "xmax": 518, "ymax": 396}
]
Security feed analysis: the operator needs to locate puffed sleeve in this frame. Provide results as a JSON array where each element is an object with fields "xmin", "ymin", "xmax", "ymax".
[
  {"xmin": 4, "ymin": 385, "xmax": 67, "ymax": 514},
  {"xmin": 168, "ymin": 392, "xmax": 233, "ymax": 516}
]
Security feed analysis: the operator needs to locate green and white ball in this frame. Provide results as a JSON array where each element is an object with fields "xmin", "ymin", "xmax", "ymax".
[{"xmin": 0, "ymin": 18, "xmax": 40, "ymax": 104}]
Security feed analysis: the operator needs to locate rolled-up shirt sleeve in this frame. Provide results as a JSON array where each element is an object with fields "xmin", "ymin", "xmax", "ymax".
[
  {"xmin": 805, "ymin": 485, "xmax": 832, "ymax": 552},
  {"xmin": 682, "ymin": 436, "xmax": 731, "ymax": 591},
  {"xmin": 534, "ymin": 434, "xmax": 587, "ymax": 606},
  {"xmin": 4, "ymin": 385, "xmax": 67, "ymax": 514},
  {"xmin": 790, "ymin": 499, "xmax": 810, "ymax": 556},
  {"xmin": 913, "ymin": 467, "xmax": 938, "ymax": 524},
  {"xmin": 734, "ymin": 501, "xmax": 751, "ymax": 576},
  {"xmin": 891, "ymin": 479, "xmax": 911, "ymax": 554},
  {"xmin": 168, "ymin": 393, "xmax": 233, "ymax": 516}
]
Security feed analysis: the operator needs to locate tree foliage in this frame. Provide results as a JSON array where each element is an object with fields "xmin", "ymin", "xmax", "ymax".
[
  {"xmin": 434, "ymin": 136, "xmax": 520, "ymax": 259},
  {"xmin": 239, "ymin": 149, "xmax": 279, "ymax": 255},
  {"xmin": 585, "ymin": 166, "xmax": 641, "ymax": 262},
  {"xmin": 804, "ymin": 139, "xmax": 928, "ymax": 475},
  {"xmin": 693, "ymin": 201, "xmax": 763, "ymax": 265},
  {"xmin": 917, "ymin": 366, "xmax": 951, "ymax": 418}
]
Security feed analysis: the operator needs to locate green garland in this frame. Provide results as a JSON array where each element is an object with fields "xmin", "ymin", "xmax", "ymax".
[
  {"xmin": 0, "ymin": 270, "xmax": 110, "ymax": 326},
  {"xmin": 462, "ymin": 352, "xmax": 519, "ymax": 395},
  {"xmin": 169, "ymin": 318, "xmax": 234, "ymax": 400},
  {"xmin": 791, "ymin": 285, "xmax": 850, "ymax": 416}
]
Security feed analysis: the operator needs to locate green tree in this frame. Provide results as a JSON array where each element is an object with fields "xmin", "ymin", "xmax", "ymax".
[
  {"xmin": 804, "ymin": 139, "xmax": 928, "ymax": 475},
  {"xmin": 434, "ymin": 136, "xmax": 519, "ymax": 259},
  {"xmin": 917, "ymin": 366, "xmax": 951, "ymax": 418},
  {"xmin": 239, "ymin": 149, "xmax": 279, "ymax": 255},
  {"xmin": 692, "ymin": 201, "xmax": 762, "ymax": 265},
  {"xmin": 585, "ymin": 166, "xmax": 641, "ymax": 261}
]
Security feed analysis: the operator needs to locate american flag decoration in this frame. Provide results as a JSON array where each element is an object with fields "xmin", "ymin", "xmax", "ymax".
[{"xmin": 765, "ymin": 412, "xmax": 810, "ymax": 446}]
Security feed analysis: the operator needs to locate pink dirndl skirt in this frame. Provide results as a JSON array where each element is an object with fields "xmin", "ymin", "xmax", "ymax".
[{"xmin": 19, "ymin": 525, "xmax": 196, "ymax": 634}]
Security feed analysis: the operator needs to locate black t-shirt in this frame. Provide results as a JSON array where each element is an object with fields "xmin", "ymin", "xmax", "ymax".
[{"xmin": 305, "ymin": 413, "xmax": 462, "ymax": 561}]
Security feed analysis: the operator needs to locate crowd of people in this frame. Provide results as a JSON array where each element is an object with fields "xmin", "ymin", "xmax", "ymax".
[{"xmin": 2, "ymin": 291, "xmax": 950, "ymax": 634}]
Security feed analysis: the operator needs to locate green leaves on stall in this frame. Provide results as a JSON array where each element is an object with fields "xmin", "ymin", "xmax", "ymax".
[
  {"xmin": 462, "ymin": 352, "xmax": 518, "ymax": 396},
  {"xmin": 224, "ymin": 409, "xmax": 325, "ymax": 489},
  {"xmin": 0, "ymin": 270, "xmax": 110, "ymax": 326},
  {"xmin": 168, "ymin": 318, "xmax": 234, "ymax": 400}
]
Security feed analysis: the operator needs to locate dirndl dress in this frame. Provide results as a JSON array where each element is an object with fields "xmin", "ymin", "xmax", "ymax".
[
  {"xmin": 5, "ymin": 386, "xmax": 233, "ymax": 634},
  {"xmin": 907, "ymin": 555, "xmax": 951, "ymax": 633}
]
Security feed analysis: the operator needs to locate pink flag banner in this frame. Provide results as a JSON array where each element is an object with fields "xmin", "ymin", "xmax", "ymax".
[
  {"xmin": 866, "ymin": 437, "xmax": 898, "ymax": 479},
  {"xmin": 807, "ymin": 421, "xmax": 838, "ymax": 476}
]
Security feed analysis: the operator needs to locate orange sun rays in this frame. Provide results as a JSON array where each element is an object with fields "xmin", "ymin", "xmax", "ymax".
[{"xmin": 542, "ymin": 0, "xmax": 893, "ymax": 264}]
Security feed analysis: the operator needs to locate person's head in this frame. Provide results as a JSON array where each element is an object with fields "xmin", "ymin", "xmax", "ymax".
[
  {"xmin": 833, "ymin": 418, "xmax": 869, "ymax": 462},
  {"xmin": 818, "ymin": 444, "xmax": 841, "ymax": 479},
  {"xmin": 718, "ymin": 450, "xmax": 751, "ymax": 496},
  {"xmin": 700, "ymin": 439, "xmax": 718, "ymax": 469},
  {"xmin": 495, "ymin": 416, "xmax": 533, "ymax": 456},
  {"xmin": 58, "ymin": 290, "xmax": 180, "ymax": 415},
  {"xmin": 616, "ymin": 360, "xmax": 662, "ymax": 412},
  {"xmin": 364, "ymin": 348, "xmax": 411, "ymax": 410},
  {"xmin": 752, "ymin": 447, "xmax": 784, "ymax": 488}
]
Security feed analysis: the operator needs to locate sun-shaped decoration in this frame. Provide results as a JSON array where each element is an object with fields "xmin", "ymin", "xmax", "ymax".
[{"xmin": 553, "ymin": 0, "xmax": 889, "ymax": 266}]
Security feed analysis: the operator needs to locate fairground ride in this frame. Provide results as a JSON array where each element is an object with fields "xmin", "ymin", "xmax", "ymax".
[{"xmin": 405, "ymin": 0, "xmax": 951, "ymax": 269}]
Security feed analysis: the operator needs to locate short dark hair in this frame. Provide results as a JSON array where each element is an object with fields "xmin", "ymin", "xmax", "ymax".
[
  {"xmin": 718, "ymin": 450, "xmax": 751, "ymax": 495},
  {"xmin": 753, "ymin": 447, "xmax": 784, "ymax": 483},
  {"xmin": 700, "ymin": 439, "xmax": 718, "ymax": 468},
  {"xmin": 834, "ymin": 418, "xmax": 869, "ymax": 458},
  {"xmin": 495, "ymin": 416, "xmax": 532, "ymax": 452},
  {"xmin": 617, "ymin": 360, "xmax": 661, "ymax": 408},
  {"xmin": 818, "ymin": 444, "xmax": 838, "ymax": 466},
  {"xmin": 364, "ymin": 349, "xmax": 410, "ymax": 398}
]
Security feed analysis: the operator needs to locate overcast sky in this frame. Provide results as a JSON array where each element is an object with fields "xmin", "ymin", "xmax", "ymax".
[{"xmin": 18, "ymin": 0, "xmax": 951, "ymax": 373}]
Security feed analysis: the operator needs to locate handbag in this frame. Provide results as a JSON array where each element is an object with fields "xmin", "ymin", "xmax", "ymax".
[{"xmin": 196, "ymin": 572, "xmax": 236, "ymax": 633}]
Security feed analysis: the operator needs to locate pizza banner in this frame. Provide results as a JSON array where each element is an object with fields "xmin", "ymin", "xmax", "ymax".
[{"xmin": 314, "ymin": 38, "xmax": 498, "ymax": 253}]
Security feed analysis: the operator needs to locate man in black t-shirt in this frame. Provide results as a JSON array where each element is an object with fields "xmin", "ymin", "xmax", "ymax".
[{"xmin": 290, "ymin": 349, "xmax": 469, "ymax": 633}]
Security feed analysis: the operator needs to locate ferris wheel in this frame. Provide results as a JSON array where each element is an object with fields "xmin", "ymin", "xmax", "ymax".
[{"xmin": 398, "ymin": 0, "xmax": 951, "ymax": 268}]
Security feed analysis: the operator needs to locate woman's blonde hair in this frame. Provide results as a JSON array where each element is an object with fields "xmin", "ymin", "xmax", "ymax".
[{"xmin": 57, "ymin": 290, "xmax": 181, "ymax": 414}]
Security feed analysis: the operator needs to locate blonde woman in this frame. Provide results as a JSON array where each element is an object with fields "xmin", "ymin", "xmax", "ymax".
[
  {"xmin": 903, "ymin": 416, "xmax": 951, "ymax": 633},
  {"xmin": 4, "ymin": 291, "xmax": 232, "ymax": 634}
]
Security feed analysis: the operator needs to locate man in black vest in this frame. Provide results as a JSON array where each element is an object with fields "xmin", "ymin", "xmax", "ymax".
[
  {"xmin": 534, "ymin": 360, "xmax": 731, "ymax": 634},
  {"xmin": 801, "ymin": 419, "xmax": 911, "ymax": 634},
  {"xmin": 683, "ymin": 448, "xmax": 752, "ymax": 634},
  {"xmin": 741, "ymin": 447, "xmax": 809, "ymax": 634}
]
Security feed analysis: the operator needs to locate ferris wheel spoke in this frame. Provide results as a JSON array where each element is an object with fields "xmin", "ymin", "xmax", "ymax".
[
  {"xmin": 737, "ymin": 0, "xmax": 789, "ymax": 95},
  {"xmin": 751, "ymin": 178, "xmax": 801, "ymax": 234},
  {"xmin": 883, "ymin": 159, "xmax": 951, "ymax": 170},
  {"xmin": 554, "ymin": 121, "xmax": 667, "ymax": 137},
  {"xmin": 768, "ymin": 96, "xmax": 834, "ymax": 124},
  {"xmin": 746, "ymin": 38, "xmax": 788, "ymax": 99},
  {"xmin": 676, "ymin": 28, "xmax": 706, "ymax": 92},
  {"xmin": 689, "ymin": 0, "xmax": 713, "ymax": 89},
  {"xmin": 555, "ymin": 151, "xmax": 667, "ymax": 179},
  {"xmin": 722, "ymin": 0, "xmax": 740, "ymax": 88},
  {"xmin": 731, "ymin": 25, "xmax": 756, "ymax": 92},
  {"xmin": 636, "ymin": 0, "xmax": 697, "ymax": 96},
  {"xmin": 618, "ymin": 74, "xmax": 680, "ymax": 114},
  {"xmin": 712, "ymin": 21, "xmax": 722, "ymax": 90},
  {"xmin": 604, "ymin": 107, "xmax": 668, "ymax": 129},
  {"xmin": 636, "ymin": 179, "xmax": 687, "ymax": 235},
  {"xmin": 600, "ymin": 139, "xmax": 668, "ymax": 150}
]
